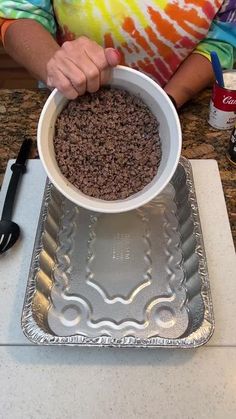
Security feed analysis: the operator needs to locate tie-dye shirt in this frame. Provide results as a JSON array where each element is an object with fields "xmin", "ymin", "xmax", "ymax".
[{"xmin": 0, "ymin": 1, "xmax": 236, "ymax": 86}]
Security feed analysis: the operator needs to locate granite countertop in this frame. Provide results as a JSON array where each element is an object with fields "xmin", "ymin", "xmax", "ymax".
[{"xmin": 0, "ymin": 88, "xmax": 235, "ymax": 246}]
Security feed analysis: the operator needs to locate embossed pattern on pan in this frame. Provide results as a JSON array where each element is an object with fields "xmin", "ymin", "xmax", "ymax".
[{"xmin": 21, "ymin": 158, "xmax": 214, "ymax": 347}]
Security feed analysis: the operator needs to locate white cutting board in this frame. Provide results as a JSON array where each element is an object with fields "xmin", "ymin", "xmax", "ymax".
[{"xmin": 0, "ymin": 159, "xmax": 235, "ymax": 346}]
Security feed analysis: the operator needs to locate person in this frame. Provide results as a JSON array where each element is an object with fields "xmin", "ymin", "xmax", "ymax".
[{"xmin": 0, "ymin": 1, "xmax": 236, "ymax": 108}]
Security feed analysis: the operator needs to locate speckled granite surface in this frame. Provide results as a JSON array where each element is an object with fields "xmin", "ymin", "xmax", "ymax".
[{"xmin": 0, "ymin": 88, "xmax": 235, "ymax": 246}]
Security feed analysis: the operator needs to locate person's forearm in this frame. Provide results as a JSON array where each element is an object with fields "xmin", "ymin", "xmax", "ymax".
[
  {"xmin": 164, "ymin": 53, "xmax": 215, "ymax": 108},
  {"xmin": 4, "ymin": 19, "xmax": 60, "ymax": 83}
]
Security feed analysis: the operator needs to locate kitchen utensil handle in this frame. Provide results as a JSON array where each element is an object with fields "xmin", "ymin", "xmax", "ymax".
[{"xmin": 1, "ymin": 164, "xmax": 26, "ymax": 221}]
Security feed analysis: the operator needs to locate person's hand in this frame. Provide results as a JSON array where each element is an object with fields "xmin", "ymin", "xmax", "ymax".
[{"xmin": 46, "ymin": 36, "xmax": 120, "ymax": 99}]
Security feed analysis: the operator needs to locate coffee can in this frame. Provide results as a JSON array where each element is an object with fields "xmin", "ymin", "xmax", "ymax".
[
  {"xmin": 226, "ymin": 122, "xmax": 236, "ymax": 166},
  {"xmin": 208, "ymin": 70, "xmax": 236, "ymax": 130}
]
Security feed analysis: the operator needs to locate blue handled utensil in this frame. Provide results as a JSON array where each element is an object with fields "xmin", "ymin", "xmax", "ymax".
[{"xmin": 210, "ymin": 51, "xmax": 224, "ymax": 88}]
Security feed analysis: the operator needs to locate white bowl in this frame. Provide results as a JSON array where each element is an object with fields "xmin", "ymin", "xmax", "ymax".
[{"xmin": 37, "ymin": 65, "xmax": 182, "ymax": 213}]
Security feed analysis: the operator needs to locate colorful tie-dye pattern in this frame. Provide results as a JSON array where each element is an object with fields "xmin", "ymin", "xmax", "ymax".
[
  {"xmin": 217, "ymin": 0, "xmax": 236, "ymax": 22},
  {"xmin": 1, "ymin": 1, "xmax": 236, "ymax": 85},
  {"xmin": 195, "ymin": 0, "xmax": 236, "ymax": 68},
  {"xmin": 53, "ymin": 0, "xmax": 224, "ymax": 85},
  {"xmin": 0, "ymin": 1, "xmax": 56, "ymax": 34}
]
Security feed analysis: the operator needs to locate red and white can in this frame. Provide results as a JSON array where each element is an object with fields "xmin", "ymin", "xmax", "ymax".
[{"xmin": 208, "ymin": 70, "xmax": 236, "ymax": 130}]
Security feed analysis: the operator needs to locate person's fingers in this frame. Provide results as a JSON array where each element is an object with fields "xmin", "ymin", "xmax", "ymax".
[
  {"xmin": 104, "ymin": 48, "xmax": 121, "ymax": 67},
  {"xmin": 73, "ymin": 54, "xmax": 100, "ymax": 93},
  {"xmin": 47, "ymin": 39, "xmax": 120, "ymax": 98},
  {"xmin": 53, "ymin": 56, "xmax": 87, "ymax": 95},
  {"xmin": 64, "ymin": 39, "xmax": 119, "ymax": 88},
  {"xmin": 82, "ymin": 37, "xmax": 120, "ymax": 69},
  {"xmin": 47, "ymin": 69, "xmax": 78, "ymax": 99},
  {"xmin": 100, "ymin": 48, "xmax": 120, "ymax": 85},
  {"xmin": 100, "ymin": 67, "xmax": 112, "ymax": 85},
  {"xmin": 84, "ymin": 47, "xmax": 111, "ymax": 85},
  {"xmin": 61, "ymin": 39, "xmax": 100, "ymax": 92},
  {"xmin": 85, "ymin": 44, "xmax": 108, "ymax": 70}
]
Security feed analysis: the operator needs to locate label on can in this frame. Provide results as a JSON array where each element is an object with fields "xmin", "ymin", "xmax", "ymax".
[
  {"xmin": 208, "ymin": 71, "xmax": 236, "ymax": 130},
  {"xmin": 209, "ymin": 100, "xmax": 236, "ymax": 130}
]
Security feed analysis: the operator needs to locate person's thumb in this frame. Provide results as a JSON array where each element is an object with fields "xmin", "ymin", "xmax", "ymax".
[{"xmin": 105, "ymin": 48, "xmax": 121, "ymax": 67}]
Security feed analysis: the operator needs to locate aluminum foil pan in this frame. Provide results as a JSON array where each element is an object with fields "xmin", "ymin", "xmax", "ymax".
[{"xmin": 22, "ymin": 157, "xmax": 214, "ymax": 347}]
